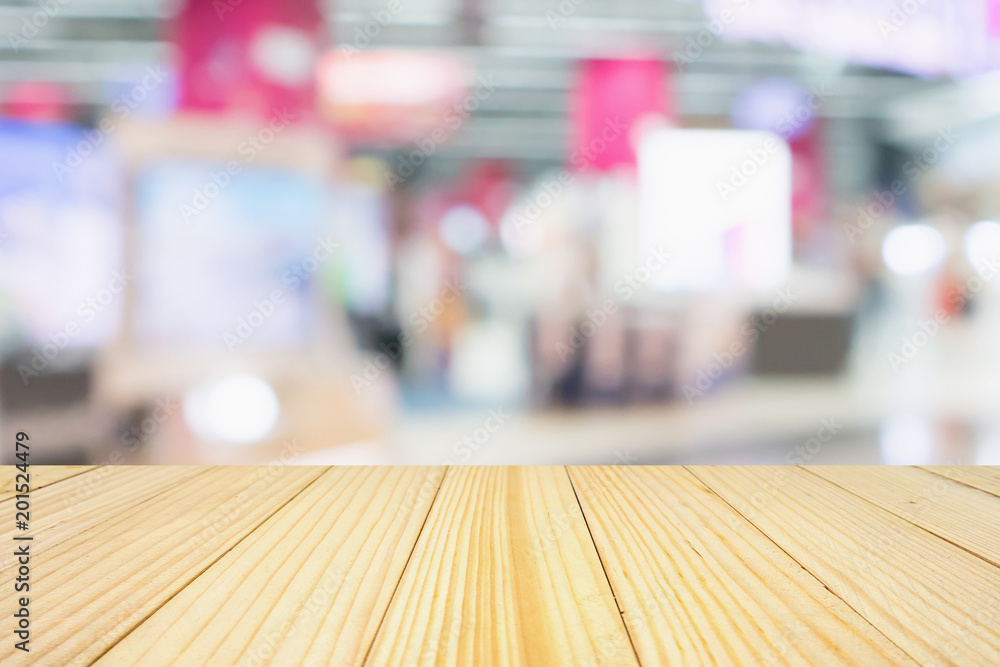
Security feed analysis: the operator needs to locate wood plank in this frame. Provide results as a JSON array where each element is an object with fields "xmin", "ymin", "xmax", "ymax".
[
  {"xmin": 97, "ymin": 466, "xmax": 445, "ymax": 666},
  {"xmin": 920, "ymin": 466, "xmax": 1000, "ymax": 497},
  {"xmin": 692, "ymin": 466, "xmax": 1000, "ymax": 666},
  {"xmin": 569, "ymin": 466, "xmax": 914, "ymax": 666},
  {"xmin": 0, "ymin": 465, "xmax": 97, "ymax": 501},
  {"xmin": 810, "ymin": 466, "xmax": 1000, "ymax": 568},
  {"xmin": 0, "ymin": 466, "xmax": 208, "ymax": 572},
  {"xmin": 365, "ymin": 466, "xmax": 638, "ymax": 667},
  {"xmin": 0, "ymin": 466, "xmax": 325, "ymax": 666}
]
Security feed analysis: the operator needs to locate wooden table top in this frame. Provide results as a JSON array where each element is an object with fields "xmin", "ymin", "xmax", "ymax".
[{"xmin": 2, "ymin": 465, "xmax": 998, "ymax": 666}]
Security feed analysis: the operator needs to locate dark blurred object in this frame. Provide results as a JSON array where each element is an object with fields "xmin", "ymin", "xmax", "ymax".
[
  {"xmin": 750, "ymin": 313, "xmax": 855, "ymax": 376},
  {"xmin": 534, "ymin": 309, "xmax": 678, "ymax": 407},
  {"xmin": 874, "ymin": 139, "xmax": 920, "ymax": 219},
  {"xmin": 456, "ymin": 0, "xmax": 486, "ymax": 45},
  {"xmin": 0, "ymin": 350, "xmax": 111, "ymax": 464},
  {"xmin": 350, "ymin": 314, "xmax": 407, "ymax": 373},
  {"xmin": 626, "ymin": 311, "xmax": 677, "ymax": 402},
  {"xmin": 1, "ymin": 351, "xmax": 90, "ymax": 410}
]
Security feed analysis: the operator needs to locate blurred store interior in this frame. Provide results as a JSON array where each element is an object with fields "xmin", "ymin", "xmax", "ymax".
[{"xmin": 2, "ymin": 0, "xmax": 1000, "ymax": 465}]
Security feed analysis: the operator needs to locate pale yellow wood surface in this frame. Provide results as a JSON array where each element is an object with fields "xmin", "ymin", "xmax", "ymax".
[
  {"xmin": 691, "ymin": 466, "xmax": 1000, "ymax": 666},
  {"xmin": 810, "ymin": 466, "xmax": 1000, "ymax": 568},
  {"xmin": 0, "ymin": 466, "xmax": 324, "ymax": 666},
  {"xmin": 0, "ymin": 465, "xmax": 96, "ymax": 501},
  {"xmin": 0, "ymin": 467, "xmax": 208, "ymax": 572},
  {"xmin": 2, "ymin": 465, "xmax": 998, "ymax": 666},
  {"xmin": 365, "ymin": 466, "xmax": 638, "ymax": 667},
  {"xmin": 97, "ymin": 467, "xmax": 444, "ymax": 666},
  {"xmin": 921, "ymin": 465, "xmax": 1000, "ymax": 497},
  {"xmin": 569, "ymin": 466, "xmax": 915, "ymax": 666}
]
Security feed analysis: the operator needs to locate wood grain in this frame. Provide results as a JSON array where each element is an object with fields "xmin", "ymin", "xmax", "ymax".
[
  {"xmin": 691, "ymin": 466, "xmax": 1000, "ymax": 666},
  {"xmin": 0, "ymin": 466, "xmax": 208, "ymax": 572},
  {"xmin": 569, "ymin": 466, "xmax": 914, "ymax": 666},
  {"xmin": 5, "ymin": 465, "xmax": 999, "ymax": 665},
  {"xmin": 365, "ymin": 466, "xmax": 637, "ymax": 667},
  {"xmin": 0, "ymin": 466, "xmax": 325, "ymax": 666},
  {"xmin": 810, "ymin": 466, "xmax": 1000, "ymax": 568},
  {"xmin": 921, "ymin": 465, "xmax": 1000, "ymax": 497},
  {"xmin": 97, "ymin": 466, "xmax": 445, "ymax": 666},
  {"xmin": 0, "ymin": 465, "xmax": 97, "ymax": 501}
]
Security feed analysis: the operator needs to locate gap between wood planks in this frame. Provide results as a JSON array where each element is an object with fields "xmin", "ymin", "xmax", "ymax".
[
  {"xmin": 0, "ymin": 465, "xmax": 98, "ymax": 501},
  {"xmin": 688, "ymin": 466, "xmax": 1000, "ymax": 665},
  {"xmin": 919, "ymin": 465, "xmax": 1000, "ymax": 498},
  {"xmin": 680, "ymin": 465, "xmax": 920, "ymax": 666},
  {"xmin": 801, "ymin": 466, "xmax": 1000, "ymax": 570},
  {"xmin": 359, "ymin": 467, "xmax": 450, "ymax": 666},
  {"xmin": 563, "ymin": 466, "xmax": 643, "ymax": 666},
  {"xmin": 13, "ymin": 465, "xmax": 999, "ymax": 665},
  {"xmin": 87, "ymin": 468, "xmax": 331, "ymax": 665}
]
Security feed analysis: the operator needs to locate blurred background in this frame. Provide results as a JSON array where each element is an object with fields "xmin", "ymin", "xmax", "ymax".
[{"xmin": 2, "ymin": 0, "xmax": 1000, "ymax": 465}]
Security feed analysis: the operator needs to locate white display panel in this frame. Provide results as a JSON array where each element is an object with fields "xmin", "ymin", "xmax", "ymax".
[{"xmin": 638, "ymin": 128, "xmax": 792, "ymax": 295}]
